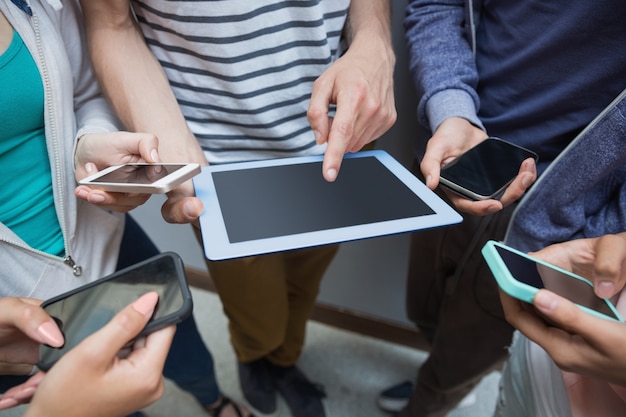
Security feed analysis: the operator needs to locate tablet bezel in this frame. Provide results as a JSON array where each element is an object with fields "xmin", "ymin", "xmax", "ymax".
[{"xmin": 194, "ymin": 150, "xmax": 462, "ymax": 260}]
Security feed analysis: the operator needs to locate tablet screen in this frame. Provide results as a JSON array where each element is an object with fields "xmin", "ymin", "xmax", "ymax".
[{"xmin": 213, "ymin": 156, "xmax": 435, "ymax": 243}]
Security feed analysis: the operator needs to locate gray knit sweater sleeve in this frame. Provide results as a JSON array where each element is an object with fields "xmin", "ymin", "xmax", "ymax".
[{"xmin": 404, "ymin": 0, "xmax": 483, "ymax": 133}]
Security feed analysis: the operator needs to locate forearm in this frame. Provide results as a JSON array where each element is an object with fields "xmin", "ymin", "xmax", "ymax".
[
  {"xmin": 344, "ymin": 0, "xmax": 394, "ymax": 66},
  {"xmin": 79, "ymin": 0, "xmax": 206, "ymax": 164}
]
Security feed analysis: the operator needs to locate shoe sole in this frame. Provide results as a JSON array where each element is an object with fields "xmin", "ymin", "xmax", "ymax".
[
  {"xmin": 376, "ymin": 397, "xmax": 409, "ymax": 413},
  {"xmin": 376, "ymin": 393, "xmax": 477, "ymax": 413}
]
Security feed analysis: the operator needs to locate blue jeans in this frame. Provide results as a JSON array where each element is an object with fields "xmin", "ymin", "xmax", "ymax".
[{"xmin": 118, "ymin": 215, "xmax": 219, "ymax": 407}]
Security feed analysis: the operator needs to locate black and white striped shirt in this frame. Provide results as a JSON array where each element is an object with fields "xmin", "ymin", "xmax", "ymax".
[{"xmin": 132, "ymin": 0, "xmax": 350, "ymax": 163}]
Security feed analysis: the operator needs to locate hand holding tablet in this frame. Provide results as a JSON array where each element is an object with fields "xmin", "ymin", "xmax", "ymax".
[{"xmin": 193, "ymin": 150, "xmax": 462, "ymax": 260}]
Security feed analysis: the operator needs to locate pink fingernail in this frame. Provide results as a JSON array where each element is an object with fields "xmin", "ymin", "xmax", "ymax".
[
  {"xmin": 0, "ymin": 396, "xmax": 18, "ymax": 410},
  {"xmin": 13, "ymin": 386, "xmax": 36, "ymax": 402},
  {"xmin": 37, "ymin": 321, "xmax": 64, "ymax": 347},
  {"xmin": 132, "ymin": 292, "xmax": 159, "ymax": 317}
]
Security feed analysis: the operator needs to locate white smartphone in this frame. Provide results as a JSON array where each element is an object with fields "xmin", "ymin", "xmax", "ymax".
[
  {"xmin": 482, "ymin": 240, "xmax": 623, "ymax": 322},
  {"xmin": 79, "ymin": 163, "xmax": 201, "ymax": 194},
  {"xmin": 440, "ymin": 137, "xmax": 538, "ymax": 201}
]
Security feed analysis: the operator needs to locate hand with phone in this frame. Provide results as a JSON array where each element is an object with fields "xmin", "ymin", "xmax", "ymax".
[
  {"xmin": 492, "ymin": 234, "xmax": 626, "ymax": 386},
  {"xmin": 74, "ymin": 131, "xmax": 205, "ymax": 224},
  {"xmin": 0, "ymin": 298, "xmax": 63, "ymax": 378},
  {"xmin": 36, "ymin": 253, "xmax": 192, "ymax": 371},
  {"xmin": 0, "ymin": 292, "xmax": 175, "ymax": 416},
  {"xmin": 74, "ymin": 131, "xmax": 160, "ymax": 212},
  {"xmin": 421, "ymin": 117, "xmax": 537, "ymax": 216}
]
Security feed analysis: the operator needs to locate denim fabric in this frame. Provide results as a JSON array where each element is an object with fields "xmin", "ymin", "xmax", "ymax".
[
  {"xmin": 506, "ymin": 89, "xmax": 626, "ymax": 252},
  {"xmin": 119, "ymin": 215, "xmax": 219, "ymax": 406}
]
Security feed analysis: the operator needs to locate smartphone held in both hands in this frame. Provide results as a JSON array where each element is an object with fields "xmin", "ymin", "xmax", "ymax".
[
  {"xmin": 37, "ymin": 252, "xmax": 192, "ymax": 371},
  {"xmin": 482, "ymin": 240, "xmax": 623, "ymax": 322},
  {"xmin": 79, "ymin": 163, "xmax": 201, "ymax": 193},
  {"xmin": 440, "ymin": 137, "xmax": 538, "ymax": 201}
]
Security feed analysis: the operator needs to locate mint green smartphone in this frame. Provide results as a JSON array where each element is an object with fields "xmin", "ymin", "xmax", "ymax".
[{"xmin": 482, "ymin": 240, "xmax": 623, "ymax": 322}]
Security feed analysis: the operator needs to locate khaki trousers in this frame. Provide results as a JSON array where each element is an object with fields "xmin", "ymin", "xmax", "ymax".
[{"xmin": 201, "ymin": 237, "xmax": 339, "ymax": 366}]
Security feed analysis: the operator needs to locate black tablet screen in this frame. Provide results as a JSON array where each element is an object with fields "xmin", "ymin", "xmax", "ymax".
[{"xmin": 211, "ymin": 156, "xmax": 435, "ymax": 243}]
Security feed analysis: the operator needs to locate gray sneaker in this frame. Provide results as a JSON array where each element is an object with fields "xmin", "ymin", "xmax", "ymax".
[
  {"xmin": 268, "ymin": 363, "xmax": 327, "ymax": 417},
  {"xmin": 238, "ymin": 359, "xmax": 278, "ymax": 415}
]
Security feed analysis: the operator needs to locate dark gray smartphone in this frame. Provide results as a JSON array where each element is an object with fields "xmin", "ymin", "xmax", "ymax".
[
  {"xmin": 37, "ymin": 252, "xmax": 192, "ymax": 371},
  {"xmin": 439, "ymin": 137, "xmax": 538, "ymax": 200}
]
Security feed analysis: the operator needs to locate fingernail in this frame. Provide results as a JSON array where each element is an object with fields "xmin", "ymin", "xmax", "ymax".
[
  {"xmin": 534, "ymin": 291, "xmax": 558, "ymax": 312},
  {"xmin": 326, "ymin": 169, "xmax": 337, "ymax": 182},
  {"xmin": 151, "ymin": 149, "xmax": 160, "ymax": 163},
  {"xmin": 313, "ymin": 130, "xmax": 322, "ymax": 144},
  {"xmin": 76, "ymin": 189, "xmax": 88, "ymax": 199},
  {"xmin": 132, "ymin": 292, "xmax": 159, "ymax": 317},
  {"xmin": 597, "ymin": 281, "xmax": 615, "ymax": 299},
  {"xmin": 0, "ymin": 396, "xmax": 18, "ymax": 410},
  {"xmin": 12, "ymin": 386, "xmax": 36, "ymax": 402},
  {"xmin": 183, "ymin": 201, "xmax": 196, "ymax": 217},
  {"xmin": 85, "ymin": 163, "xmax": 95, "ymax": 174},
  {"xmin": 487, "ymin": 205, "xmax": 500, "ymax": 214},
  {"xmin": 89, "ymin": 194, "xmax": 106, "ymax": 204},
  {"xmin": 37, "ymin": 321, "xmax": 64, "ymax": 347}
]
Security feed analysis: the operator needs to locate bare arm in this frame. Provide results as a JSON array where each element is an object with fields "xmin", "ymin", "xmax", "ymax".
[
  {"xmin": 79, "ymin": 0, "xmax": 206, "ymax": 165},
  {"xmin": 79, "ymin": 0, "xmax": 205, "ymax": 224},
  {"xmin": 308, "ymin": 0, "xmax": 396, "ymax": 182}
]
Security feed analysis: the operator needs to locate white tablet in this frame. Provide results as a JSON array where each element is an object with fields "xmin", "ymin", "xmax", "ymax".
[{"xmin": 193, "ymin": 150, "xmax": 462, "ymax": 260}]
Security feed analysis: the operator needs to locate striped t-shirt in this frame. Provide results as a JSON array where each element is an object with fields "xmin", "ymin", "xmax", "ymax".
[{"xmin": 132, "ymin": 0, "xmax": 350, "ymax": 164}]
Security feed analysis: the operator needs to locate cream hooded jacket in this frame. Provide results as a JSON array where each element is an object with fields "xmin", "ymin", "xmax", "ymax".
[{"xmin": 0, "ymin": 0, "xmax": 125, "ymax": 299}]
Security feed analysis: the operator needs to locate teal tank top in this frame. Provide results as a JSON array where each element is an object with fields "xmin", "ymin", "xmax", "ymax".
[{"xmin": 0, "ymin": 29, "xmax": 64, "ymax": 256}]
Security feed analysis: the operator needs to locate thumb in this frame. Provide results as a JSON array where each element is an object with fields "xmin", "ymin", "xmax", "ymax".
[{"xmin": 71, "ymin": 292, "xmax": 158, "ymax": 364}]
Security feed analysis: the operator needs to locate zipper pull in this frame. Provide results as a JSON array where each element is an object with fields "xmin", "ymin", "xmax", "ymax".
[
  {"xmin": 64, "ymin": 256, "xmax": 83, "ymax": 276},
  {"xmin": 10, "ymin": 0, "xmax": 32, "ymax": 16}
]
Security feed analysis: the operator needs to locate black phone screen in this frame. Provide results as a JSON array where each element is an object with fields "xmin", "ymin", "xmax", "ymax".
[
  {"xmin": 495, "ymin": 245, "xmax": 619, "ymax": 320},
  {"xmin": 38, "ymin": 253, "xmax": 191, "ymax": 371},
  {"xmin": 91, "ymin": 164, "xmax": 187, "ymax": 184},
  {"xmin": 440, "ymin": 138, "xmax": 537, "ymax": 199}
]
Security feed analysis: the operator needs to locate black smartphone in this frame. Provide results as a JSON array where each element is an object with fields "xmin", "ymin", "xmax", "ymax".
[
  {"xmin": 37, "ymin": 252, "xmax": 192, "ymax": 371},
  {"xmin": 439, "ymin": 137, "xmax": 538, "ymax": 201}
]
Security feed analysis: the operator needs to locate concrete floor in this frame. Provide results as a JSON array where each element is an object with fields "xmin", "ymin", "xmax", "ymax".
[{"xmin": 141, "ymin": 288, "xmax": 500, "ymax": 417}]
